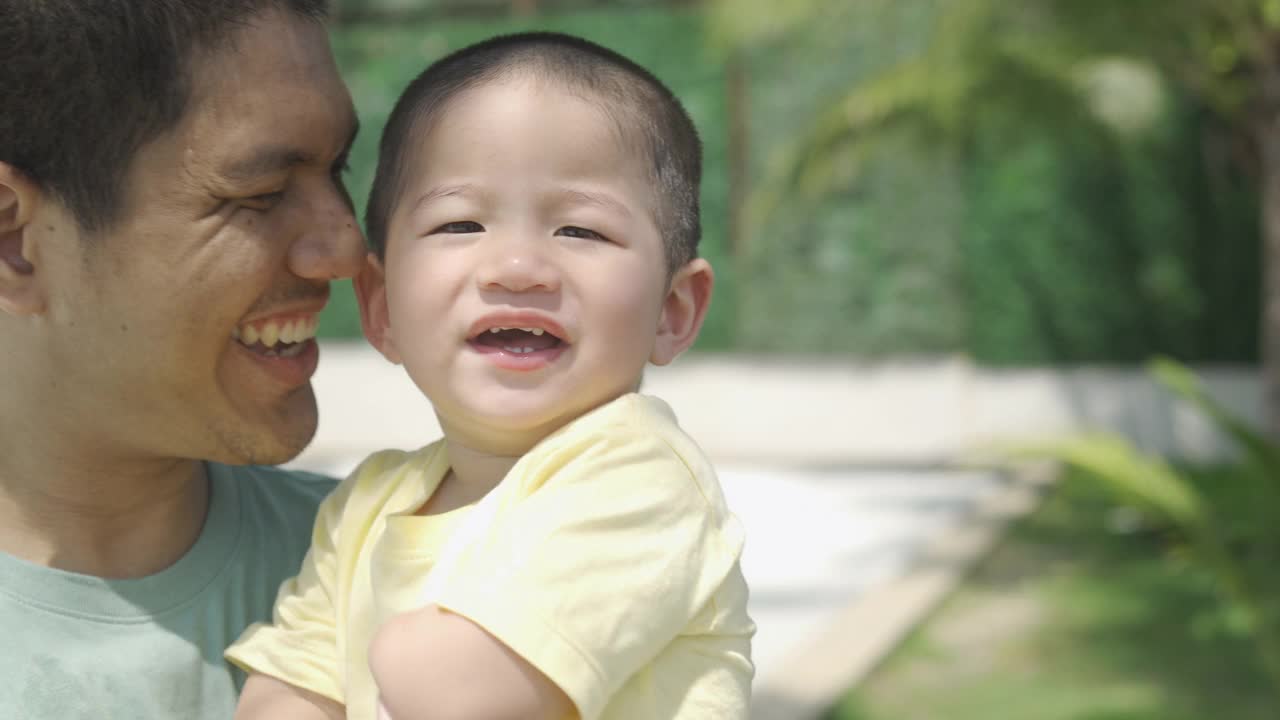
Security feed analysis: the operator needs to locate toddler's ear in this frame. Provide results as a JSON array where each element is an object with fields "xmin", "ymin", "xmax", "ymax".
[
  {"xmin": 354, "ymin": 254, "xmax": 402, "ymax": 364},
  {"xmin": 651, "ymin": 258, "xmax": 713, "ymax": 366}
]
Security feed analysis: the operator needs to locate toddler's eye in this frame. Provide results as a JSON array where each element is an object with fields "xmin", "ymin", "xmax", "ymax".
[
  {"xmin": 556, "ymin": 225, "xmax": 607, "ymax": 242},
  {"xmin": 432, "ymin": 221, "xmax": 484, "ymax": 234}
]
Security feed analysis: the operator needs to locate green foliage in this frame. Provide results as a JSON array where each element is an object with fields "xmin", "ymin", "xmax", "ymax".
[
  {"xmin": 320, "ymin": 2, "xmax": 1261, "ymax": 361},
  {"xmin": 961, "ymin": 98, "xmax": 1260, "ymax": 364},
  {"xmin": 716, "ymin": 0, "xmax": 1261, "ymax": 361},
  {"xmin": 1010, "ymin": 359, "xmax": 1280, "ymax": 699},
  {"xmin": 826, "ymin": 468, "xmax": 1278, "ymax": 719},
  {"xmin": 732, "ymin": 0, "xmax": 971, "ymax": 355}
]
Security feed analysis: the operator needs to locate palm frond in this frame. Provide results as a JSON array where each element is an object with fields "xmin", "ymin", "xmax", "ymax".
[
  {"xmin": 1008, "ymin": 434, "xmax": 1211, "ymax": 531},
  {"xmin": 746, "ymin": 56, "xmax": 942, "ymax": 229},
  {"xmin": 748, "ymin": 31, "xmax": 1117, "ymax": 230},
  {"xmin": 1152, "ymin": 358, "xmax": 1280, "ymax": 470},
  {"xmin": 1149, "ymin": 358, "xmax": 1280, "ymax": 534}
]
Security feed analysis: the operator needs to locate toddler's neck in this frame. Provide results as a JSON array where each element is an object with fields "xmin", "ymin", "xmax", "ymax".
[{"xmin": 416, "ymin": 439, "xmax": 521, "ymax": 516}]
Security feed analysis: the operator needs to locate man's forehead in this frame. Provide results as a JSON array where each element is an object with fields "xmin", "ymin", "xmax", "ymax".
[
  {"xmin": 172, "ymin": 12, "xmax": 357, "ymax": 181},
  {"xmin": 184, "ymin": 8, "xmax": 352, "ymax": 117}
]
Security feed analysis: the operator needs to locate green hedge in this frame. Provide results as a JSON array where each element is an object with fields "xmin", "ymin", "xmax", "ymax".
[
  {"xmin": 959, "ymin": 99, "xmax": 1259, "ymax": 365},
  {"xmin": 735, "ymin": 1, "xmax": 1259, "ymax": 363}
]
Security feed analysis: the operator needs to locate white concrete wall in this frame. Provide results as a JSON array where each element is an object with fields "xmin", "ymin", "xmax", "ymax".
[{"xmin": 299, "ymin": 343, "xmax": 1263, "ymax": 468}]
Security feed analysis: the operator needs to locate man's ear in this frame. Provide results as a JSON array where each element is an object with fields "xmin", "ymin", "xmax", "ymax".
[
  {"xmin": 0, "ymin": 162, "xmax": 44, "ymax": 316},
  {"xmin": 354, "ymin": 253, "xmax": 402, "ymax": 364},
  {"xmin": 651, "ymin": 258, "xmax": 714, "ymax": 366}
]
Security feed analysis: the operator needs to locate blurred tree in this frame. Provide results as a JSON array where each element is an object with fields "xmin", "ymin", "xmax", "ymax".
[
  {"xmin": 713, "ymin": 0, "xmax": 1280, "ymax": 433},
  {"xmin": 330, "ymin": 0, "xmax": 679, "ymax": 23}
]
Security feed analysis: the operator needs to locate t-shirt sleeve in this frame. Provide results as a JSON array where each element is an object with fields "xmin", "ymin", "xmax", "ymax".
[
  {"xmin": 224, "ymin": 470, "xmax": 356, "ymax": 705},
  {"xmin": 432, "ymin": 428, "xmax": 740, "ymax": 720}
]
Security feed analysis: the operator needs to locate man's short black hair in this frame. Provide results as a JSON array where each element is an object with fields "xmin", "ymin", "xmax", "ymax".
[
  {"xmin": 366, "ymin": 31, "xmax": 703, "ymax": 273},
  {"xmin": 0, "ymin": 0, "xmax": 329, "ymax": 234}
]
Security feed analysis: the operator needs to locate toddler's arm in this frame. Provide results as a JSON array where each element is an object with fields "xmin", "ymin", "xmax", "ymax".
[
  {"xmin": 369, "ymin": 604, "xmax": 577, "ymax": 720},
  {"xmin": 235, "ymin": 673, "xmax": 345, "ymax": 720}
]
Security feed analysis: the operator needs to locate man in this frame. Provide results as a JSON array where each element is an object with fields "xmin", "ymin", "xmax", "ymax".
[{"xmin": 0, "ymin": 1, "xmax": 364, "ymax": 716}]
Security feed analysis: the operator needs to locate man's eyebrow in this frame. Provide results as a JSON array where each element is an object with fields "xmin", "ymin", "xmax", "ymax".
[
  {"xmin": 221, "ymin": 119, "xmax": 360, "ymax": 182},
  {"xmin": 220, "ymin": 146, "xmax": 315, "ymax": 183}
]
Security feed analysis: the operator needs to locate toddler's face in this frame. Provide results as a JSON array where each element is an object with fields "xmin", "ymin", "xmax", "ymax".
[{"xmin": 363, "ymin": 78, "xmax": 679, "ymax": 452}]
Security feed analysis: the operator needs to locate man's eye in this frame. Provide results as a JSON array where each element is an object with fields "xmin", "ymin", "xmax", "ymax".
[
  {"xmin": 243, "ymin": 191, "xmax": 285, "ymax": 211},
  {"xmin": 331, "ymin": 159, "xmax": 354, "ymax": 211},
  {"xmin": 431, "ymin": 221, "xmax": 484, "ymax": 234},
  {"xmin": 556, "ymin": 225, "xmax": 607, "ymax": 242}
]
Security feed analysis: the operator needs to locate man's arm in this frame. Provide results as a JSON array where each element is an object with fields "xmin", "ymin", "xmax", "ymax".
[
  {"xmin": 369, "ymin": 605, "xmax": 577, "ymax": 720},
  {"xmin": 235, "ymin": 673, "xmax": 345, "ymax": 720}
]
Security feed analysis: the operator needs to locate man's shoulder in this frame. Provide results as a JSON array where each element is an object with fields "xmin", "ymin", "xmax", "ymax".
[
  {"xmin": 218, "ymin": 463, "xmax": 339, "ymax": 507},
  {"xmin": 210, "ymin": 463, "xmax": 339, "ymax": 560}
]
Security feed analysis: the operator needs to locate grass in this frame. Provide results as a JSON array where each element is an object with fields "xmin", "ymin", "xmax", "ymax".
[
  {"xmin": 825, "ymin": 469, "xmax": 1277, "ymax": 720},
  {"xmin": 320, "ymin": 6, "xmax": 736, "ymax": 349}
]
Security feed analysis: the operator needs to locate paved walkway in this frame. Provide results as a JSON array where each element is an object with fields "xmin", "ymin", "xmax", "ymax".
[
  {"xmin": 293, "ymin": 344, "xmax": 1223, "ymax": 717},
  {"xmin": 717, "ymin": 465, "xmax": 1021, "ymax": 712}
]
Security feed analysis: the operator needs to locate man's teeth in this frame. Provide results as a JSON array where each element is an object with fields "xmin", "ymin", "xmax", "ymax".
[
  {"xmin": 504, "ymin": 346, "xmax": 537, "ymax": 354},
  {"xmin": 487, "ymin": 327, "xmax": 545, "ymax": 336},
  {"xmin": 234, "ymin": 316, "xmax": 319, "ymax": 348}
]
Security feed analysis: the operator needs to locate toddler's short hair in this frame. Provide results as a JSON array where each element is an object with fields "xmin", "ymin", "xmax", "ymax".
[{"xmin": 366, "ymin": 31, "xmax": 703, "ymax": 274}]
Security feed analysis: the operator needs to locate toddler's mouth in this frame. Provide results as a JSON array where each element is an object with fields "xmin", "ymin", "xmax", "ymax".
[{"xmin": 470, "ymin": 326, "xmax": 565, "ymax": 355}]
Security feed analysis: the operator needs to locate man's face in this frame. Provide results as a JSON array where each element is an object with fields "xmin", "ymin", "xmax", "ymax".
[
  {"xmin": 29, "ymin": 9, "xmax": 363, "ymax": 465},
  {"xmin": 364, "ymin": 78, "xmax": 679, "ymax": 454}
]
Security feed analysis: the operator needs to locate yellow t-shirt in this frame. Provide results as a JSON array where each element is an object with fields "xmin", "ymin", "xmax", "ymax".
[{"xmin": 226, "ymin": 394, "xmax": 755, "ymax": 719}]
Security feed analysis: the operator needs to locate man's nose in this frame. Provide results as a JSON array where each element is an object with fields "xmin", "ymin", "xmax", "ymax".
[{"xmin": 288, "ymin": 188, "xmax": 366, "ymax": 281}]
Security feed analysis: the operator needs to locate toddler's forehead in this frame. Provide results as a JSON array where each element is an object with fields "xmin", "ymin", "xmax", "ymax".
[{"xmin": 407, "ymin": 78, "xmax": 661, "ymax": 194}]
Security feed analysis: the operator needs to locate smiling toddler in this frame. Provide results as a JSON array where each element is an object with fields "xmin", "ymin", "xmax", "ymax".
[{"xmin": 228, "ymin": 31, "xmax": 754, "ymax": 720}]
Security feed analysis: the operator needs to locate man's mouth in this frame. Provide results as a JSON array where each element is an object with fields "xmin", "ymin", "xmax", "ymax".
[{"xmin": 232, "ymin": 314, "xmax": 320, "ymax": 357}]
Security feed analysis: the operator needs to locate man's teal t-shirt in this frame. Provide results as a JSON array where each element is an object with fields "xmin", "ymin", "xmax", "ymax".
[{"xmin": 0, "ymin": 463, "xmax": 336, "ymax": 719}]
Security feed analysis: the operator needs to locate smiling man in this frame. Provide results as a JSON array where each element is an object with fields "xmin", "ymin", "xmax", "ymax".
[{"xmin": 0, "ymin": 1, "xmax": 365, "ymax": 717}]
